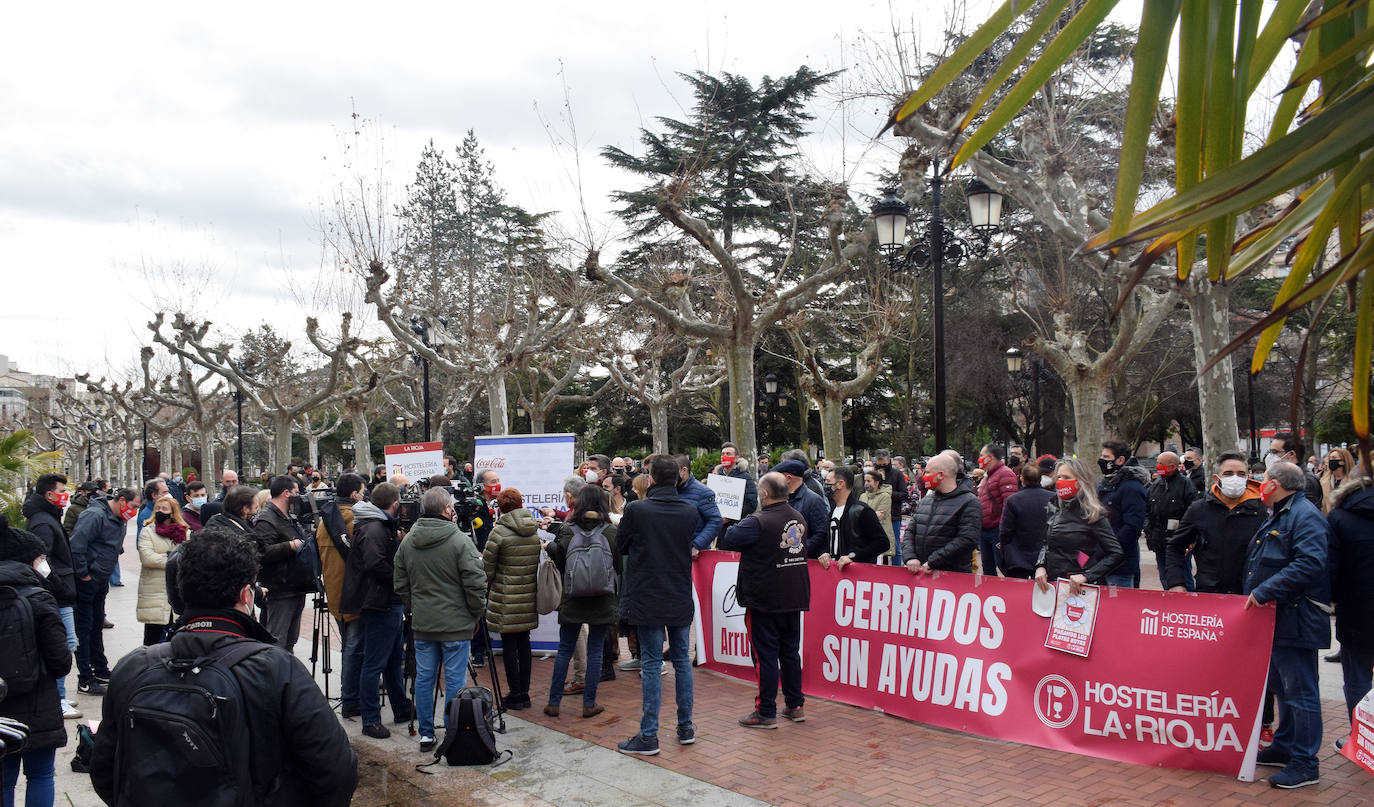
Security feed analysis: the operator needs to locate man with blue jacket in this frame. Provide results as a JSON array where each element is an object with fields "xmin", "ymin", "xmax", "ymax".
[
  {"xmin": 1246, "ymin": 461, "xmax": 1331, "ymax": 790},
  {"xmin": 1097, "ymin": 441, "xmax": 1148, "ymax": 587},
  {"xmin": 674, "ymin": 454, "xmax": 723, "ymax": 552},
  {"xmin": 68, "ymin": 486, "xmax": 141, "ymax": 695},
  {"xmin": 772, "ymin": 458, "xmax": 829, "ymax": 557}
]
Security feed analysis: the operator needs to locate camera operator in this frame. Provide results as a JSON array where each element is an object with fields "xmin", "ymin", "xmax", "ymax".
[
  {"xmin": 340, "ymin": 482, "xmax": 412, "ymax": 740},
  {"xmin": 317, "ymin": 473, "xmax": 364, "ymax": 718},
  {"xmin": 252, "ymin": 476, "xmax": 311, "ymax": 651}
]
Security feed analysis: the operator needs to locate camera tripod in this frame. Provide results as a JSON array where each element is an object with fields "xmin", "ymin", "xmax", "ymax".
[
  {"xmin": 308, "ymin": 592, "xmax": 334, "ymax": 701},
  {"xmin": 403, "ymin": 610, "xmax": 507, "ymax": 738}
]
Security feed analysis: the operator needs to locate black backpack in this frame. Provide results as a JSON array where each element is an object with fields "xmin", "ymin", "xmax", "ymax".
[
  {"xmin": 316, "ymin": 498, "xmax": 352, "ymax": 561},
  {"xmin": 426, "ymin": 686, "xmax": 510, "ymax": 768},
  {"xmin": 0, "ymin": 584, "xmax": 43, "ymax": 695},
  {"xmin": 107, "ymin": 640, "xmax": 271, "ymax": 807}
]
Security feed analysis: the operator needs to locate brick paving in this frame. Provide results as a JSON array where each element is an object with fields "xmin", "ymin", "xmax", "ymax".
[{"xmin": 510, "ymin": 655, "xmax": 1370, "ymax": 807}]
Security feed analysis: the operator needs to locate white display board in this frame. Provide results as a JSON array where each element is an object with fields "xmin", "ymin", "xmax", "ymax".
[
  {"xmin": 383, "ymin": 442, "xmax": 445, "ymax": 481},
  {"xmin": 706, "ymin": 474, "xmax": 746, "ymax": 520},
  {"xmin": 475, "ymin": 433, "xmax": 576, "ymax": 652}
]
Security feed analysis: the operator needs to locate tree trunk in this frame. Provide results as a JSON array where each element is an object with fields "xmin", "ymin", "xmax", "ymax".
[
  {"xmin": 199, "ymin": 429, "xmax": 216, "ymax": 482},
  {"xmin": 349, "ymin": 406, "xmax": 371, "ymax": 471},
  {"xmin": 1064, "ymin": 374, "xmax": 1108, "ymax": 457},
  {"xmin": 159, "ymin": 433, "xmax": 174, "ymax": 475},
  {"xmin": 723, "ymin": 337, "xmax": 758, "ymax": 463},
  {"xmin": 307, "ymin": 434, "xmax": 320, "ymax": 471},
  {"xmin": 530, "ymin": 412, "xmax": 546, "ymax": 434},
  {"xmin": 649, "ymin": 403, "xmax": 670, "ymax": 454},
  {"xmin": 818, "ymin": 394, "xmax": 845, "ymax": 462},
  {"xmin": 794, "ymin": 366, "xmax": 811, "ymax": 457},
  {"xmin": 486, "ymin": 376, "xmax": 509, "ymax": 436},
  {"xmin": 273, "ymin": 414, "xmax": 293, "ymax": 474},
  {"xmin": 1184, "ymin": 276, "xmax": 1242, "ymax": 461}
]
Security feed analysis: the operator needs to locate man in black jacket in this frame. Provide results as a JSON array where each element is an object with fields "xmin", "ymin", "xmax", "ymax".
[
  {"xmin": 21, "ymin": 473, "xmax": 80, "ymax": 717},
  {"xmin": 821, "ymin": 466, "xmax": 890, "ymax": 566},
  {"xmin": 90, "ymin": 527, "xmax": 357, "ymax": 807},
  {"xmin": 901, "ymin": 453, "xmax": 980, "ymax": 573},
  {"xmin": 252, "ymin": 475, "xmax": 312, "ymax": 651},
  {"xmin": 718, "ymin": 472, "xmax": 810, "ymax": 729},
  {"xmin": 616, "ymin": 455, "xmax": 699, "ymax": 757},
  {"xmin": 1146, "ymin": 451, "xmax": 1196, "ymax": 589},
  {"xmin": 340, "ymin": 482, "xmax": 412, "ymax": 739},
  {"xmin": 1183, "ymin": 447, "xmax": 1207, "ymax": 495},
  {"xmin": 874, "ymin": 450, "xmax": 908, "ymax": 546},
  {"xmin": 998, "ymin": 464, "xmax": 1055, "ymax": 578},
  {"xmin": 1164, "ymin": 451, "xmax": 1266, "ymax": 594},
  {"xmin": 1270, "ymin": 432, "xmax": 1324, "ymax": 509},
  {"xmin": 69, "ymin": 486, "xmax": 140, "ymax": 695}
]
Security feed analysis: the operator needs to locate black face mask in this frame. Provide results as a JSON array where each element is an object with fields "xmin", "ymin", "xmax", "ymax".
[
  {"xmin": 1098, "ymin": 458, "xmax": 1118, "ymax": 476},
  {"xmin": 1007, "ymin": 455, "xmax": 1022, "ymax": 469},
  {"xmin": 154, "ymin": 512, "xmax": 171, "ymax": 524},
  {"xmin": 823, "ymin": 483, "xmax": 835, "ymax": 500},
  {"xmin": 1183, "ymin": 459, "xmax": 1196, "ymax": 470},
  {"xmin": 1329, "ymin": 460, "xmax": 1343, "ymax": 471}
]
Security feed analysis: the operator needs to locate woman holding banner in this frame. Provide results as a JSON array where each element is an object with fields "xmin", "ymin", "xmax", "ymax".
[{"xmin": 1035, "ymin": 458, "xmax": 1123, "ymax": 596}]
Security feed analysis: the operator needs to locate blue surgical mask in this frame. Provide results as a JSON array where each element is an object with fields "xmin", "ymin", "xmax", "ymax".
[{"xmin": 190, "ymin": 496, "xmax": 207, "ymax": 510}]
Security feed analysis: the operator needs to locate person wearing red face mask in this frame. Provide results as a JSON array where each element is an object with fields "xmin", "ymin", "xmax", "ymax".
[
  {"xmin": 719, "ymin": 442, "xmax": 758, "ymax": 521},
  {"xmin": 68, "ymin": 486, "xmax": 142, "ymax": 695},
  {"xmin": 900, "ymin": 453, "xmax": 980, "ymax": 574},
  {"xmin": 975, "ymin": 444, "xmax": 1019, "ymax": 576},
  {"xmin": 22, "ymin": 473, "xmax": 81, "ymax": 717},
  {"xmin": 1034, "ymin": 458, "xmax": 1122, "ymax": 596},
  {"xmin": 1145, "ymin": 451, "xmax": 1196, "ymax": 589}
]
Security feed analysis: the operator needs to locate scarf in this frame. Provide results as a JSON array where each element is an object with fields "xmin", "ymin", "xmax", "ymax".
[{"xmin": 155, "ymin": 520, "xmax": 189, "ymax": 544}]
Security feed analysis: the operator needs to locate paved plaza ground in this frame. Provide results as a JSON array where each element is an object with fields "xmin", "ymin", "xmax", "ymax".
[{"xmin": 36, "ymin": 523, "xmax": 1372, "ymax": 807}]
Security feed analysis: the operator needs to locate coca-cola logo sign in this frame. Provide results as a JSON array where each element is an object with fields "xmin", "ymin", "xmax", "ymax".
[{"xmin": 476, "ymin": 457, "xmax": 506, "ymax": 469}]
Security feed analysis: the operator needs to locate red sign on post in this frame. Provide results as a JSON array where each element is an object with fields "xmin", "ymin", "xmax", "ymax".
[{"xmin": 692, "ymin": 551, "xmax": 1274, "ymax": 780}]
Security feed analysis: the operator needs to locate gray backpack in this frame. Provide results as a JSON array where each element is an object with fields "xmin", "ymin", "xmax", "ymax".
[{"xmin": 564, "ymin": 523, "xmax": 616, "ymax": 597}]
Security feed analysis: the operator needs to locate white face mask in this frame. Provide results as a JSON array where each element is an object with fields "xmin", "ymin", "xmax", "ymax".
[
  {"xmin": 34, "ymin": 559, "xmax": 51, "ymax": 578},
  {"xmin": 1218, "ymin": 475, "xmax": 1248, "ymax": 499},
  {"xmin": 1040, "ymin": 476, "xmax": 1054, "ymax": 489},
  {"xmin": 1264, "ymin": 452, "xmax": 1281, "ymax": 470},
  {"xmin": 584, "ymin": 470, "xmax": 599, "ymax": 484}
]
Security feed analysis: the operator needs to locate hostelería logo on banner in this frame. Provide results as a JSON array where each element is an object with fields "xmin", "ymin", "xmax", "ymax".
[{"xmin": 1138, "ymin": 607, "xmax": 1224, "ymax": 642}]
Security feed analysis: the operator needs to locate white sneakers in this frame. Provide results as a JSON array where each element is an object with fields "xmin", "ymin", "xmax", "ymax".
[{"xmin": 62, "ymin": 700, "xmax": 83, "ymax": 720}]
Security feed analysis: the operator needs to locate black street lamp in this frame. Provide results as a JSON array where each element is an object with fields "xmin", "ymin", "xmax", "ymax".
[
  {"xmin": 409, "ymin": 317, "xmax": 443, "ymax": 442},
  {"xmin": 1004, "ymin": 347, "xmax": 1046, "ymax": 456},
  {"xmin": 341, "ymin": 439, "xmax": 355, "ymax": 471},
  {"xmin": 231, "ymin": 388, "xmax": 245, "ymax": 476},
  {"xmin": 763, "ymin": 373, "xmax": 779, "ymax": 451},
  {"xmin": 1246, "ymin": 369, "xmax": 1260, "ymax": 464},
  {"xmin": 86, "ymin": 420, "xmax": 97, "ymax": 481},
  {"xmin": 396, "ymin": 415, "xmax": 415, "ymax": 443},
  {"xmin": 873, "ymin": 163, "xmax": 1003, "ymax": 451}
]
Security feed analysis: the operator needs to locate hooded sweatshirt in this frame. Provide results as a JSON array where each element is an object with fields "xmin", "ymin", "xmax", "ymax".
[
  {"xmin": 393, "ymin": 514, "xmax": 486, "ymax": 641},
  {"xmin": 1164, "ymin": 478, "xmax": 1266, "ymax": 594}
]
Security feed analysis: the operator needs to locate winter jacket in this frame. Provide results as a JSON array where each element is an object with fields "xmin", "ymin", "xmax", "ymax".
[
  {"xmin": 166, "ymin": 479, "xmax": 185, "ymax": 505},
  {"xmin": 823, "ymin": 498, "xmax": 891, "ymax": 564},
  {"xmin": 90, "ymin": 608, "xmax": 357, "ymax": 807},
  {"xmin": 1328, "ymin": 479, "xmax": 1374, "ymax": 650},
  {"xmin": 393, "ymin": 515, "xmax": 486, "ymax": 642},
  {"xmin": 482, "ymin": 508, "xmax": 541, "ymax": 634},
  {"xmin": 203, "ymin": 511, "xmax": 253, "ymax": 535},
  {"xmin": 1035, "ymin": 499, "xmax": 1123, "ymax": 583},
  {"xmin": 315, "ymin": 500, "xmax": 356, "ymax": 623},
  {"xmin": 69, "ymin": 497, "xmax": 126, "ymax": 581},
  {"xmin": 718, "ymin": 501, "xmax": 810, "ymax": 613},
  {"xmin": 789, "ymin": 483, "xmax": 831, "ymax": 558},
  {"xmin": 22, "ymin": 491, "xmax": 75, "ymax": 606},
  {"xmin": 0, "ymin": 561, "xmax": 70, "ymax": 750},
  {"xmin": 977, "ymin": 460, "xmax": 1018, "ymax": 529},
  {"xmin": 1302, "ymin": 469, "xmax": 1324, "ymax": 509},
  {"xmin": 1243, "ymin": 490, "xmax": 1331, "ymax": 650},
  {"xmin": 998, "ymin": 486, "xmax": 1056, "ymax": 577},
  {"xmin": 180, "ymin": 504, "xmax": 203, "ymax": 532},
  {"xmin": 1164, "ymin": 481, "xmax": 1266, "ymax": 594},
  {"xmin": 900, "ymin": 480, "xmax": 981, "ymax": 572},
  {"xmin": 617, "ymin": 484, "xmax": 697, "ymax": 627},
  {"xmin": 1145, "ymin": 471, "xmax": 1196, "ymax": 553},
  {"xmin": 1098, "ymin": 465, "xmax": 1148, "ymax": 581},
  {"xmin": 135, "ymin": 524, "xmax": 176, "ymax": 624},
  {"xmin": 62, "ymin": 492, "xmax": 90, "ymax": 534},
  {"xmin": 880, "ymin": 463, "xmax": 908, "ymax": 513},
  {"xmin": 252, "ymin": 501, "xmax": 311, "ymax": 594},
  {"xmin": 340, "ymin": 501, "xmax": 400, "ymax": 614},
  {"xmin": 547, "ymin": 514, "xmax": 621, "ymax": 626},
  {"xmin": 724, "ymin": 467, "xmax": 759, "ymax": 520},
  {"xmin": 860, "ymin": 485, "xmax": 895, "ymax": 553},
  {"xmin": 1187, "ymin": 465, "xmax": 1207, "ymax": 496},
  {"xmin": 679, "ymin": 476, "xmax": 724, "ymax": 550}
]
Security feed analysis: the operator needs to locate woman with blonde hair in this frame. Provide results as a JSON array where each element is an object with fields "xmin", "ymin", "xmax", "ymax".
[
  {"xmin": 252, "ymin": 487, "xmax": 271, "ymax": 514},
  {"xmin": 138, "ymin": 495, "xmax": 188, "ymax": 645},
  {"xmin": 1320, "ymin": 447, "xmax": 1357, "ymax": 514},
  {"xmin": 1035, "ymin": 458, "xmax": 1123, "ymax": 596}
]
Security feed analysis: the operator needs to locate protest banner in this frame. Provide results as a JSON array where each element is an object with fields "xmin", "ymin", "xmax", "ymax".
[
  {"xmin": 692, "ymin": 551, "xmax": 1273, "ymax": 780},
  {"xmin": 474, "ymin": 433, "xmax": 576, "ymax": 652},
  {"xmin": 1341, "ymin": 688, "xmax": 1374, "ymax": 777},
  {"xmin": 706, "ymin": 474, "xmax": 746, "ymax": 520},
  {"xmin": 383, "ymin": 442, "xmax": 444, "ymax": 481}
]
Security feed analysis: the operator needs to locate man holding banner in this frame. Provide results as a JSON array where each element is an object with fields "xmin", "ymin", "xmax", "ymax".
[{"xmin": 718, "ymin": 472, "xmax": 810, "ymax": 729}]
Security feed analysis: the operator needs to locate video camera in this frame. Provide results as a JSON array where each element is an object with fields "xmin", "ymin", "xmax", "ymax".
[
  {"xmin": 289, "ymin": 490, "xmax": 335, "ymax": 531},
  {"xmin": 396, "ymin": 475, "xmax": 486, "ymax": 533}
]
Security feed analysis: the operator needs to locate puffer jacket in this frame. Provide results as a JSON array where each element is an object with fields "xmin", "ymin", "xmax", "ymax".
[
  {"xmin": 1326, "ymin": 478, "xmax": 1373, "ymax": 649},
  {"xmin": 0, "ymin": 561, "xmax": 70, "ymax": 750},
  {"xmin": 900, "ymin": 479, "xmax": 980, "ymax": 572},
  {"xmin": 1099, "ymin": 464, "xmax": 1149, "ymax": 580},
  {"xmin": 135, "ymin": 524, "xmax": 177, "ymax": 624},
  {"xmin": 1036, "ymin": 498, "xmax": 1123, "ymax": 583},
  {"xmin": 977, "ymin": 460, "xmax": 1018, "ymax": 529},
  {"xmin": 547, "ymin": 514, "xmax": 621, "ymax": 626},
  {"xmin": 1145, "ymin": 470, "xmax": 1196, "ymax": 553},
  {"xmin": 1164, "ymin": 481, "xmax": 1266, "ymax": 594},
  {"xmin": 483, "ymin": 508, "xmax": 541, "ymax": 634},
  {"xmin": 679, "ymin": 476, "xmax": 724, "ymax": 550},
  {"xmin": 393, "ymin": 515, "xmax": 486, "ymax": 642},
  {"xmin": 22, "ymin": 491, "xmax": 76, "ymax": 606},
  {"xmin": 1243, "ymin": 490, "xmax": 1331, "ymax": 649}
]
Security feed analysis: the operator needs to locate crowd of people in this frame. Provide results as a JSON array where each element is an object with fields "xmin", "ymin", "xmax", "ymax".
[{"xmin": 0, "ymin": 432, "xmax": 1369, "ymax": 803}]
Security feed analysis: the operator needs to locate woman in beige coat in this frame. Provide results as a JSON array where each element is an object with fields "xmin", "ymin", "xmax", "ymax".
[
  {"xmin": 137, "ymin": 495, "xmax": 187, "ymax": 645},
  {"xmin": 861, "ymin": 469, "xmax": 896, "ymax": 561},
  {"xmin": 482, "ymin": 488, "xmax": 542, "ymax": 710}
]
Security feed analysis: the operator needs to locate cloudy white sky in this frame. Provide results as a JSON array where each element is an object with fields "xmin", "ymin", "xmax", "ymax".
[{"xmin": 3, "ymin": 0, "xmax": 1144, "ymax": 379}]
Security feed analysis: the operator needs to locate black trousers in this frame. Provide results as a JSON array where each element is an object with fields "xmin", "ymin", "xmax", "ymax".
[
  {"xmin": 500, "ymin": 631, "xmax": 533, "ymax": 700},
  {"xmin": 746, "ymin": 609, "xmax": 803, "ymax": 718}
]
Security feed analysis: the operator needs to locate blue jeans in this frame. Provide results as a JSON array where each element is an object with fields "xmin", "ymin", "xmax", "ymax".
[
  {"xmin": 56, "ymin": 606, "xmax": 75, "ymax": 700},
  {"xmin": 548, "ymin": 622, "xmax": 606, "ymax": 708},
  {"xmin": 358, "ymin": 605, "xmax": 409, "ymax": 725},
  {"xmin": 337, "ymin": 617, "xmax": 363, "ymax": 709},
  {"xmin": 1104, "ymin": 572, "xmax": 1137, "ymax": 588},
  {"xmin": 636, "ymin": 624, "xmax": 693, "ymax": 739},
  {"xmin": 1156, "ymin": 550, "xmax": 1194, "ymax": 590},
  {"xmin": 890, "ymin": 519, "xmax": 904, "ymax": 565},
  {"xmin": 1267, "ymin": 645, "xmax": 1322, "ymax": 773},
  {"xmin": 979, "ymin": 527, "xmax": 1002, "ymax": 576},
  {"xmin": 109, "ymin": 562, "xmax": 121, "ymax": 586},
  {"xmin": 1341, "ymin": 643, "xmax": 1374, "ymax": 723},
  {"xmin": 2, "ymin": 747, "xmax": 55, "ymax": 807},
  {"xmin": 415, "ymin": 639, "xmax": 470, "ymax": 737}
]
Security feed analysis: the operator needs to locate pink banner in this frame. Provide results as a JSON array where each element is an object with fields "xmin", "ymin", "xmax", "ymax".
[{"xmin": 692, "ymin": 551, "xmax": 1275, "ymax": 780}]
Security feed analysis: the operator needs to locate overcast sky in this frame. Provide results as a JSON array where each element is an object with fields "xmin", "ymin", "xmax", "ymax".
[{"xmin": 3, "ymin": 0, "xmax": 1145, "ymax": 380}]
